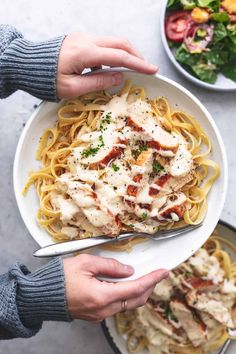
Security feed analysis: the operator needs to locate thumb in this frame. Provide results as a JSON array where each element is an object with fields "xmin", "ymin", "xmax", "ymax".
[
  {"xmin": 64, "ymin": 71, "xmax": 123, "ymax": 98},
  {"xmin": 91, "ymin": 256, "xmax": 134, "ymax": 278}
]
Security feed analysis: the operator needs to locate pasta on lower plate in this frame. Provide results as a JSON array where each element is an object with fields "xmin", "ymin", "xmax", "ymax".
[
  {"xmin": 115, "ymin": 231, "xmax": 236, "ymax": 354},
  {"xmin": 24, "ymin": 80, "xmax": 219, "ymax": 246}
]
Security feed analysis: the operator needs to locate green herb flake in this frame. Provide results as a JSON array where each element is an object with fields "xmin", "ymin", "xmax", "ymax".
[
  {"xmin": 165, "ymin": 304, "xmax": 178, "ymax": 322},
  {"xmin": 132, "ymin": 142, "xmax": 148, "ymax": 160},
  {"xmin": 100, "ymin": 112, "xmax": 112, "ymax": 131},
  {"xmin": 112, "ymin": 163, "xmax": 120, "ymax": 172},
  {"xmin": 141, "ymin": 212, "xmax": 148, "ymax": 220},
  {"xmin": 82, "ymin": 135, "xmax": 105, "ymax": 158},
  {"xmin": 99, "ymin": 135, "xmax": 105, "ymax": 147},
  {"xmin": 81, "ymin": 146, "xmax": 99, "ymax": 158},
  {"xmin": 152, "ymin": 161, "xmax": 164, "ymax": 173}
]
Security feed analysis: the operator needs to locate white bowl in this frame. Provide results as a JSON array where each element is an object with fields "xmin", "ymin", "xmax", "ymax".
[
  {"xmin": 102, "ymin": 221, "xmax": 236, "ymax": 354},
  {"xmin": 160, "ymin": 0, "xmax": 236, "ymax": 92},
  {"xmin": 13, "ymin": 71, "xmax": 228, "ymax": 280}
]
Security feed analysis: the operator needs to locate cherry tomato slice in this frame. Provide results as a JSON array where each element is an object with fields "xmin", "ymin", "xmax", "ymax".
[{"xmin": 165, "ymin": 11, "xmax": 192, "ymax": 43}]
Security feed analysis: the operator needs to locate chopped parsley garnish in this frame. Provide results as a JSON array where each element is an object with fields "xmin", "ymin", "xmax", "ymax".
[
  {"xmin": 81, "ymin": 146, "xmax": 99, "ymax": 158},
  {"xmin": 81, "ymin": 135, "xmax": 105, "ymax": 158},
  {"xmin": 112, "ymin": 163, "xmax": 120, "ymax": 172},
  {"xmin": 165, "ymin": 304, "xmax": 178, "ymax": 322},
  {"xmin": 98, "ymin": 135, "xmax": 105, "ymax": 147},
  {"xmin": 141, "ymin": 212, "xmax": 148, "ymax": 220},
  {"xmin": 152, "ymin": 160, "xmax": 164, "ymax": 173},
  {"xmin": 129, "ymin": 224, "xmax": 134, "ymax": 228},
  {"xmin": 132, "ymin": 142, "xmax": 148, "ymax": 160},
  {"xmin": 100, "ymin": 112, "xmax": 112, "ymax": 131}
]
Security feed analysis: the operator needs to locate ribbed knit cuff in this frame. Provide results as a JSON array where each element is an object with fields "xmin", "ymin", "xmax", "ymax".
[
  {"xmin": 15, "ymin": 257, "xmax": 72, "ymax": 328},
  {"xmin": 0, "ymin": 35, "xmax": 65, "ymax": 101}
]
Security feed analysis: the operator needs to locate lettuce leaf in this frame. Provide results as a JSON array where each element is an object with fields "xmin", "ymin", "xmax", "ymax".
[
  {"xmin": 167, "ymin": 0, "xmax": 181, "ymax": 8},
  {"xmin": 227, "ymin": 24, "xmax": 236, "ymax": 45},
  {"xmin": 197, "ymin": 0, "xmax": 220, "ymax": 11},
  {"xmin": 213, "ymin": 23, "xmax": 228, "ymax": 43},
  {"xmin": 221, "ymin": 56, "xmax": 236, "ymax": 82},
  {"xmin": 211, "ymin": 12, "xmax": 230, "ymax": 23},
  {"xmin": 203, "ymin": 49, "xmax": 229, "ymax": 66},
  {"xmin": 176, "ymin": 44, "xmax": 199, "ymax": 66},
  {"xmin": 180, "ymin": 0, "xmax": 196, "ymax": 9},
  {"xmin": 191, "ymin": 63, "xmax": 217, "ymax": 83}
]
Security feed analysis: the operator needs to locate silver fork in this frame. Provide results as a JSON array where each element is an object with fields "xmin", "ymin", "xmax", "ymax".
[
  {"xmin": 218, "ymin": 328, "xmax": 236, "ymax": 354},
  {"xmin": 34, "ymin": 223, "xmax": 202, "ymax": 258}
]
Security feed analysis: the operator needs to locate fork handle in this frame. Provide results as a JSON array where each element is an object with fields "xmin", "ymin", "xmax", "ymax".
[
  {"xmin": 219, "ymin": 339, "xmax": 231, "ymax": 354},
  {"xmin": 33, "ymin": 232, "xmax": 134, "ymax": 258}
]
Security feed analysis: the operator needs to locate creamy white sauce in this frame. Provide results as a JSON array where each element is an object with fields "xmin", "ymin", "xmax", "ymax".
[
  {"xmin": 51, "ymin": 193, "xmax": 80, "ymax": 222},
  {"xmin": 55, "ymin": 94, "xmax": 195, "ymax": 235},
  {"xmin": 189, "ymin": 249, "xmax": 225, "ymax": 284}
]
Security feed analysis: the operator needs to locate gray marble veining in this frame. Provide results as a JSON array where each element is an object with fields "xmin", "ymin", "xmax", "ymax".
[{"xmin": 0, "ymin": 0, "xmax": 235, "ymax": 353}]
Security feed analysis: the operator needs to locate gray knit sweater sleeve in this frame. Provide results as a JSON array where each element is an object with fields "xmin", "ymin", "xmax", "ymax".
[
  {"xmin": 0, "ymin": 25, "xmax": 65, "ymax": 101},
  {"xmin": 0, "ymin": 257, "xmax": 71, "ymax": 339},
  {"xmin": 0, "ymin": 25, "xmax": 72, "ymax": 339}
]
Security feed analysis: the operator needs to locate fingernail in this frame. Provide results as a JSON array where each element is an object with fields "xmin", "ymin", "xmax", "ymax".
[
  {"xmin": 112, "ymin": 73, "xmax": 123, "ymax": 86},
  {"xmin": 123, "ymin": 264, "xmax": 134, "ymax": 274},
  {"xmin": 146, "ymin": 62, "xmax": 158, "ymax": 72}
]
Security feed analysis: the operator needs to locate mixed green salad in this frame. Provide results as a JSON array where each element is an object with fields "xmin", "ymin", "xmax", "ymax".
[{"xmin": 166, "ymin": 0, "xmax": 236, "ymax": 84}]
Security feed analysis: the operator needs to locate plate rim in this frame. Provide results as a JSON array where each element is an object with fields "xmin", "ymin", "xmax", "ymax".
[
  {"xmin": 160, "ymin": 0, "xmax": 236, "ymax": 92},
  {"xmin": 101, "ymin": 219, "xmax": 236, "ymax": 354}
]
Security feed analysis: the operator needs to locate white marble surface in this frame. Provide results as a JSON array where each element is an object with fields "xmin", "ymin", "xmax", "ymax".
[{"xmin": 0, "ymin": 0, "xmax": 235, "ymax": 353}]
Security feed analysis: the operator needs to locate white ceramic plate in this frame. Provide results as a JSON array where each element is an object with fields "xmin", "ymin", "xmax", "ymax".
[
  {"xmin": 102, "ymin": 221, "xmax": 236, "ymax": 354},
  {"xmin": 14, "ymin": 71, "xmax": 227, "ymax": 280},
  {"xmin": 160, "ymin": 0, "xmax": 236, "ymax": 92}
]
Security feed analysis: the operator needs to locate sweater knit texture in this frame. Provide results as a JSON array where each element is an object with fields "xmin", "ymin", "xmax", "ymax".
[
  {"xmin": 0, "ymin": 25, "xmax": 71, "ymax": 339},
  {"xmin": 0, "ymin": 24, "xmax": 65, "ymax": 101}
]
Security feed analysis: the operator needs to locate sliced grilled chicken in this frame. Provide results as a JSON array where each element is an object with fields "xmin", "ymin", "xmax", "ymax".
[
  {"xmin": 186, "ymin": 291, "xmax": 234, "ymax": 328},
  {"xmin": 61, "ymin": 226, "xmax": 79, "ymax": 239},
  {"xmin": 80, "ymin": 127, "xmax": 126, "ymax": 170},
  {"xmin": 186, "ymin": 278, "xmax": 220, "ymax": 293},
  {"xmin": 127, "ymin": 115, "xmax": 179, "ymax": 153},
  {"xmin": 50, "ymin": 192, "xmax": 80, "ymax": 222},
  {"xmin": 170, "ymin": 300, "xmax": 207, "ymax": 347},
  {"xmin": 89, "ymin": 145, "xmax": 124, "ymax": 170},
  {"xmin": 146, "ymin": 304, "xmax": 187, "ymax": 343},
  {"xmin": 82, "ymin": 207, "xmax": 120, "ymax": 235},
  {"xmin": 149, "ymin": 173, "xmax": 193, "ymax": 197},
  {"xmin": 159, "ymin": 192, "xmax": 186, "ymax": 220},
  {"xmin": 136, "ymin": 149, "xmax": 153, "ymax": 170},
  {"xmin": 169, "ymin": 145, "xmax": 193, "ymax": 177},
  {"xmin": 58, "ymin": 179, "xmax": 121, "ymax": 235},
  {"xmin": 126, "ymin": 149, "xmax": 153, "ymax": 199},
  {"xmin": 199, "ymin": 312, "xmax": 219, "ymax": 330}
]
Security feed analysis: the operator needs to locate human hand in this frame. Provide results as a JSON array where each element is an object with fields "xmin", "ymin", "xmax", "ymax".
[
  {"xmin": 63, "ymin": 254, "xmax": 168, "ymax": 322},
  {"xmin": 57, "ymin": 33, "xmax": 158, "ymax": 99}
]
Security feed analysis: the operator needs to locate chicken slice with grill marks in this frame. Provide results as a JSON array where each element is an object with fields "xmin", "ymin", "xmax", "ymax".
[
  {"xmin": 170, "ymin": 299, "xmax": 208, "ymax": 347},
  {"xmin": 126, "ymin": 115, "xmax": 179, "ymax": 155},
  {"xmin": 149, "ymin": 173, "xmax": 193, "ymax": 197},
  {"xmin": 186, "ymin": 290, "xmax": 234, "ymax": 328},
  {"xmin": 143, "ymin": 303, "xmax": 188, "ymax": 344},
  {"xmin": 158, "ymin": 192, "xmax": 187, "ymax": 221}
]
